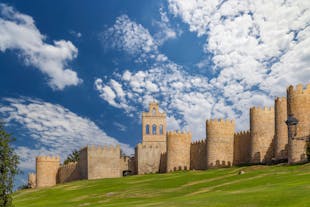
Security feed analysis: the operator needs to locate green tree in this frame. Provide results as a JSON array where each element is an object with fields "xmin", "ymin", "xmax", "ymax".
[
  {"xmin": 63, "ymin": 149, "xmax": 79, "ymax": 165},
  {"xmin": 0, "ymin": 122, "xmax": 20, "ymax": 207}
]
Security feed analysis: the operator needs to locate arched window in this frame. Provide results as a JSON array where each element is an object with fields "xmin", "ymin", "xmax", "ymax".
[
  {"xmin": 146, "ymin": 124, "xmax": 150, "ymax": 134},
  {"xmin": 159, "ymin": 125, "xmax": 163, "ymax": 135},
  {"xmin": 152, "ymin": 124, "xmax": 157, "ymax": 135},
  {"xmin": 152, "ymin": 108, "xmax": 156, "ymax": 115}
]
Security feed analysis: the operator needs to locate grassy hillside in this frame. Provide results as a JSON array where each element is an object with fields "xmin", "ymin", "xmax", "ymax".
[{"xmin": 14, "ymin": 164, "xmax": 310, "ymax": 207}]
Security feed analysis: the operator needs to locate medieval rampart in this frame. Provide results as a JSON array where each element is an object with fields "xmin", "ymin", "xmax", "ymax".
[
  {"xmin": 57, "ymin": 162, "xmax": 81, "ymax": 184},
  {"xmin": 250, "ymin": 106, "xmax": 275, "ymax": 164},
  {"xmin": 87, "ymin": 145, "xmax": 121, "ymax": 179},
  {"xmin": 166, "ymin": 131, "xmax": 192, "ymax": 172},
  {"xmin": 287, "ymin": 84, "xmax": 310, "ymax": 163},
  {"xmin": 136, "ymin": 142, "xmax": 166, "ymax": 174},
  {"xmin": 274, "ymin": 97, "xmax": 288, "ymax": 160},
  {"xmin": 206, "ymin": 119, "xmax": 235, "ymax": 168},
  {"xmin": 233, "ymin": 131, "xmax": 251, "ymax": 165},
  {"xmin": 28, "ymin": 173, "xmax": 36, "ymax": 188},
  {"xmin": 190, "ymin": 139, "xmax": 207, "ymax": 170},
  {"xmin": 36, "ymin": 156, "xmax": 60, "ymax": 188}
]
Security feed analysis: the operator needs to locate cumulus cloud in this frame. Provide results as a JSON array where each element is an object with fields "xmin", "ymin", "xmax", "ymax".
[
  {"xmin": 0, "ymin": 97, "xmax": 133, "ymax": 170},
  {"xmin": 0, "ymin": 4, "xmax": 81, "ymax": 90},
  {"xmin": 96, "ymin": 1, "xmax": 309, "ymax": 141}
]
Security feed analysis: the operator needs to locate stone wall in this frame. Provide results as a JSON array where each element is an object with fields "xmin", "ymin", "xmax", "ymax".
[
  {"xmin": 166, "ymin": 131, "xmax": 191, "ymax": 172},
  {"xmin": 136, "ymin": 142, "xmax": 166, "ymax": 174},
  {"xmin": 87, "ymin": 145, "xmax": 121, "ymax": 179},
  {"xmin": 78, "ymin": 147, "xmax": 88, "ymax": 179},
  {"xmin": 287, "ymin": 84, "xmax": 310, "ymax": 164},
  {"xmin": 206, "ymin": 119, "xmax": 235, "ymax": 168},
  {"xmin": 233, "ymin": 131, "xmax": 251, "ymax": 165},
  {"xmin": 190, "ymin": 139, "xmax": 207, "ymax": 170},
  {"xmin": 57, "ymin": 162, "xmax": 80, "ymax": 184},
  {"xmin": 274, "ymin": 97, "xmax": 288, "ymax": 161},
  {"xmin": 250, "ymin": 106, "xmax": 275, "ymax": 164},
  {"xmin": 28, "ymin": 173, "xmax": 36, "ymax": 188},
  {"xmin": 36, "ymin": 156, "xmax": 60, "ymax": 188}
]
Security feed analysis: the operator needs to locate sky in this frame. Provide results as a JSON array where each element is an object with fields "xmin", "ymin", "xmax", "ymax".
[{"xmin": 0, "ymin": 0, "xmax": 309, "ymax": 187}]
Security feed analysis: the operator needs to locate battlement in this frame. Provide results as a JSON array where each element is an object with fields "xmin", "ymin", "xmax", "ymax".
[
  {"xmin": 275, "ymin": 97, "xmax": 287, "ymax": 103},
  {"xmin": 234, "ymin": 130, "xmax": 250, "ymax": 138},
  {"xmin": 287, "ymin": 83, "xmax": 310, "ymax": 95},
  {"xmin": 60, "ymin": 162, "xmax": 78, "ymax": 169},
  {"xmin": 167, "ymin": 131, "xmax": 191, "ymax": 137},
  {"xmin": 36, "ymin": 156, "xmax": 60, "ymax": 162},
  {"xmin": 86, "ymin": 145, "xmax": 120, "ymax": 153},
  {"xmin": 138, "ymin": 143, "xmax": 162, "ymax": 149},
  {"xmin": 250, "ymin": 106, "xmax": 274, "ymax": 113},
  {"xmin": 206, "ymin": 118, "xmax": 235, "ymax": 125},
  {"xmin": 191, "ymin": 139, "xmax": 206, "ymax": 145}
]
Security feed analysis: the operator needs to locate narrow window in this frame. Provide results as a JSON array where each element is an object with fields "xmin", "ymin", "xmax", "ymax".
[
  {"xmin": 159, "ymin": 125, "xmax": 163, "ymax": 135},
  {"xmin": 152, "ymin": 108, "xmax": 156, "ymax": 115},
  {"xmin": 146, "ymin": 124, "xmax": 150, "ymax": 134},
  {"xmin": 152, "ymin": 124, "xmax": 157, "ymax": 135}
]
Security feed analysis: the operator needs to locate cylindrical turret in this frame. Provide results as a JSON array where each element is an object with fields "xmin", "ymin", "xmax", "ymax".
[
  {"xmin": 287, "ymin": 84, "xmax": 310, "ymax": 164},
  {"xmin": 250, "ymin": 106, "xmax": 275, "ymax": 164},
  {"xmin": 28, "ymin": 173, "xmax": 36, "ymax": 188},
  {"xmin": 206, "ymin": 119, "xmax": 235, "ymax": 168},
  {"xmin": 36, "ymin": 156, "xmax": 60, "ymax": 188},
  {"xmin": 166, "ymin": 131, "xmax": 191, "ymax": 172},
  {"xmin": 274, "ymin": 97, "xmax": 288, "ymax": 161}
]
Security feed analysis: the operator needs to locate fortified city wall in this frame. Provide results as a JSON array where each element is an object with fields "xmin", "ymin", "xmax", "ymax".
[
  {"xmin": 250, "ymin": 106, "xmax": 275, "ymax": 164},
  {"xmin": 274, "ymin": 97, "xmax": 288, "ymax": 161},
  {"xmin": 190, "ymin": 139, "xmax": 207, "ymax": 170},
  {"xmin": 287, "ymin": 84, "xmax": 310, "ymax": 164},
  {"xmin": 166, "ymin": 131, "xmax": 192, "ymax": 172},
  {"xmin": 206, "ymin": 119, "xmax": 235, "ymax": 168},
  {"xmin": 57, "ymin": 162, "xmax": 80, "ymax": 184},
  {"xmin": 233, "ymin": 130, "xmax": 251, "ymax": 165},
  {"xmin": 36, "ymin": 156, "xmax": 60, "ymax": 188},
  {"xmin": 87, "ymin": 145, "xmax": 121, "ymax": 179}
]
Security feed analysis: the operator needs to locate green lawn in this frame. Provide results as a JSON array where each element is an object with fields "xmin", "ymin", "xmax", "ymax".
[{"xmin": 14, "ymin": 164, "xmax": 310, "ymax": 207}]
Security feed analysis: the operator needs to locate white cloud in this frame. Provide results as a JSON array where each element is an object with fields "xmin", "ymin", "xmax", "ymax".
[
  {"xmin": 0, "ymin": 4, "xmax": 81, "ymax": 90},
  {"xmin": 96, "ymin": 1, "xmax": 309, "ymax": 141},
  {"xmin": 0, "ymin": 97, "xmax": 134, "ymax": 170}
]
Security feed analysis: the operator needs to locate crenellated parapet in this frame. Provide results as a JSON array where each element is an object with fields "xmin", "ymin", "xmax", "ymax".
[
  {"xmin": 36, "ymin": 156, "xmax": 60, "ymax": 162},
  {"xmin": 87, "ymin": 145, "xmax": 120, "ymax": 153},
  {"xmin": 206, "ymin": 118, "xmax": 235, "ymax": 168},
  {"xmin": 166, "ymin": 130, "xmax": 192, "ymax": 172},
  {"xmin": 287, "ymin": 83, "xmax": 310, "ymax": 164}
]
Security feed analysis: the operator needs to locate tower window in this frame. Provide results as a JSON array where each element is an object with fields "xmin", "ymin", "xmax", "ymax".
[
  {"xmin": 159, "ymin": 125, "xmax": 163, "ymax": 135},
  {"xmin": 152, "ymin": 124, "xmax": 157, "ymax": 135},
  {"xmin": 146, "ymin": 124, "xmax": 150, "ymax": 134},
  {"xmin": 152, "ymin": 108, "xmax": 156, "ymax": 115}
]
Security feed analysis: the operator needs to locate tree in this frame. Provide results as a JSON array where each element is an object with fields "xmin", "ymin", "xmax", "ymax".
[
  {"xmin": 0, "ymin": 122, "xmax": 20, "ymax": 207},
  {"xmin": 63, "ymin": 149, "xmax": 79, "ymax": 165}
]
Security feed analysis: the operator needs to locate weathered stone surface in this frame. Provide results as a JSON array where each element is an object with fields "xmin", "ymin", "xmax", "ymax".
[
  {"xmin": 36, "ymin": 156, "xmax": 60, "ymax": 188},
  {"xmin": 206, "ymin": 119, "xmax": 235, "ymax": 168},
  {"xmin": 274, "ymin": 97, "xmax": 288, "ymax": 160},
  {"xmin": 234, "ymin": 131, "xmax": 251, "ymax": 165},
  {"xmin": 250, "ymin": 107, "xmax": 275, "ymax": 164}
]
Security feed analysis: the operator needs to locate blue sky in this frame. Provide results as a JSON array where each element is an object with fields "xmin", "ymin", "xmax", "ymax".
[{"xmin": 0, "ymin": 0, "xmax": 309, "ymax": 187}]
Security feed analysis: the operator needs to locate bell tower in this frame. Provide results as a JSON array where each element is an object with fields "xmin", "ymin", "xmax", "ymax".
[{"xmin": 142, "ymin": 102, "xmax": 166, "ymax": 143}]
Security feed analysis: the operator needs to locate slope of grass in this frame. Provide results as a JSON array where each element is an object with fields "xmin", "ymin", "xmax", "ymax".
[{"xmin": 14, "ymin": 164, "xmax": 310, "ymax": 207}]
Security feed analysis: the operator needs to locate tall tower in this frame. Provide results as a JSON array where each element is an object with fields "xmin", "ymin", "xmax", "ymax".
[
  {"xmin": 206, "ymin": 119, "xmax": 235, "ymax": 168},
  {"xmin": 287, "ymin": 84, "xmax": 310, "ymax": 164},
  {"xmin": 137, "ymin": 102, "xmax": 167, "ymax": 174},
  {"xmin": 274, "ymin": 97, "xmax": 288, "ymax": 161},
  {"xmin": 250, "ymin": 106, "xmax": 275, "ymax": 164},
  {"xmin": 142, "ymin": 102, "xmax": 166, "ymax": 144},
  {"xmin": 36, "ymin": 156, "xmax": 60, "ymax": 188}
]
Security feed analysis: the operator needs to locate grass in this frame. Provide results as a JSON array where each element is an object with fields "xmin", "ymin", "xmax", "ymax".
[{"xmin": 14, "ymin": 164, "xmax": 310, "ymax": 207}]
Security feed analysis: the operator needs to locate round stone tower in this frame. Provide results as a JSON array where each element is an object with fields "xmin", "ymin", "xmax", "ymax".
[
  {"xmin": 166, "ymin": 131, "xmax": 192, "ymax": 172},
  {"xmin": 287, "ymin": 84, "xmax": 310, "ymax": 164},
  {"xmin": 206, "ymin": 119, "xmax": 235, "ymax": 168},
  {"xmin": 36, "ymin": 156, "xmax": 60, "ymax": 188},
  {"xmin": 274, "ymin": 97, "xmax": 288, "ymax": 161},
  {"xmin": 250, "ymin": 106, "xmax": 275, "ymax": 164}
]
